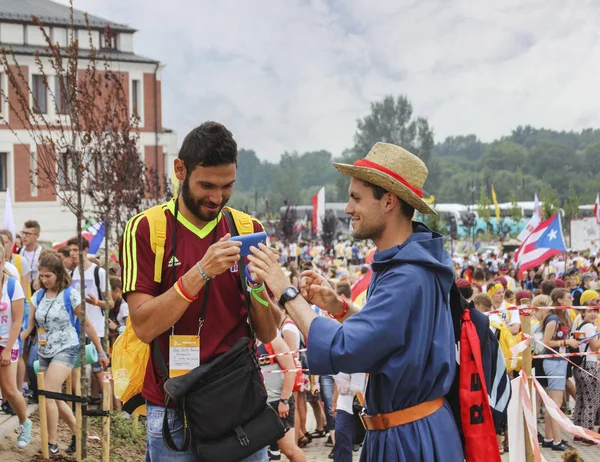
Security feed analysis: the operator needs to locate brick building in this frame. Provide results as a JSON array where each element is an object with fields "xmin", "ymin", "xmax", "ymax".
[{"xmin": 0, "ymin": 0, "xmax": 176, "ymax": 242}]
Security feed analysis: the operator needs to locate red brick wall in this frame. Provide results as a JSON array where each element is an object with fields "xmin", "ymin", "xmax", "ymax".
[
  {"xmin": 14, "ymin": 143, "xmax": 56, "ymax": 202},
  {"xmin": 6, "ymin": 65, "xmax": 28, "ymax": 130},
  {"xmin": 142, "ymin": 72, "xmax": 161, "ymax": 132}
]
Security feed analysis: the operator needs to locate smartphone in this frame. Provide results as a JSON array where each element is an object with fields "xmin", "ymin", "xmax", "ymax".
[{"xmin": 230, "ymin": 232, "xmax": 268, "ymax": 256}]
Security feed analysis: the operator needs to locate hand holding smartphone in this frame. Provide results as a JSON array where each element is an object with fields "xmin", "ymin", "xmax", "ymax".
[{"xmin": 230, "ymin": 232, "xmax": 268, "ymax": 256}]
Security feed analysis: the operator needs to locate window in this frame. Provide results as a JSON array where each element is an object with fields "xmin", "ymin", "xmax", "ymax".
[
  {"xmin": 32, "ymin": 75, "xmax": 47, "ymax": 114},
  {"xmin": 55, "ymin": 75, "xmax": 69, "ymax": 115},
  {"xmin": 30, "ymin": 150, "xmax": 38, "ymax": 197},
  {"xmin": 57, "ymin": 150, "xmax": 75, "ymax": 191},
  {"xmin": 132, "ymin": 79, "xmax": 140, "ymax": 117},
  {"xmin": 0, "ymin": 73, "xmax": 3, "ymax": 115},
  {"xmin": 0, "ymin": 153, "xmax": 7, "ymax": 191}
]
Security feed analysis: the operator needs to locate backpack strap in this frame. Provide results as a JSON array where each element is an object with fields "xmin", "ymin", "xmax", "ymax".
[
  {"xmin": 36, "ymin": 289, "xmax": 46, "ymax": 306},
  {"xmin": 144, "ymin": 204, "xmax": 168, "ymax": 284},
  {"xmin": 14, "ymin": 256, "xmax": 22, "ymax": 278},
  {"xmin": 222, "ymin": 207, "xmax": 258, "ymax": 236},
  {"xmin": 63, "ymin": 287, "xmax": 80, "ymax": 335},
  {"xmin": 7, "ymin": 276, "xmax": 15, "ymax": 300},
  {"xmin": 94, "ymin": 265, "xmax": 104, "ymax": 301}
]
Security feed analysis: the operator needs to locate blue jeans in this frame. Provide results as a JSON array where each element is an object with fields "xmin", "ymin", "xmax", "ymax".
[
  {"xmin": 334, "ymin": 410, "xmax": 355, "ymax": 462},
  {"xmin": 320, "ymin": 375, "xmax": 335, "ymax": 431},
  {"xmin": 146, "ymin": 404, "xmax": 268, "ymax": 462}
]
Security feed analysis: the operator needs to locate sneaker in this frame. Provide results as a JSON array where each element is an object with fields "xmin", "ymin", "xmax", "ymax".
[
  {"xmin": 48, "ymin": 443, "xmax": 59, "ymax": 455},
  {"xmin": 1, "ymin": 401, "xmax": 15, "ymax": 416},
  {"xmin": 268, "ymin": 449, "xmax": 281, "ymax": 461},
  {"xmin": 353, "ymin": 444, "xmax": 360, "ymax": 452},
  {"xmin": 328, "ymin": 448, "xmax": 334, "ymax": 459},
  {"xmin": 538, "ymin": 433, "xmax": 544, "ymax": 444},
  {"xmin": 574, "ymin": 436, "xmax": 583, "ymax": 443},
  {"xmin": 65, "ymin": 435, "xmax": 76, "ymax": 454},
  {"xmin": 552, "ymin": 440, "xmax": 570, "ymax": 451},
  {"xmin": 17, "ymin": 419, "xmax": 32, "ymax": 449},
  {"xmin": 580, "ymin": 438, "xmax": 599, "ymax": 446},
  {"xmin": 325, "ymin": 435, "xmax": 333, "ymax": 447},
  {"xmin": 542, "ymin": 439, "xmax": 554, "ymax": 448}
]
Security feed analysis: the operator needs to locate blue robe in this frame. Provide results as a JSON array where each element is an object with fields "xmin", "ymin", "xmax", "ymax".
[{"xmin": 308, "ymin": 223, "xmax": 464, "ymax": 461}]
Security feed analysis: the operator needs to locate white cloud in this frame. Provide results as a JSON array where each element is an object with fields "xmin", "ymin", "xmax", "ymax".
[{"xmin": 56, "ymin": 0, "xmax": 600, "ymax": 160}]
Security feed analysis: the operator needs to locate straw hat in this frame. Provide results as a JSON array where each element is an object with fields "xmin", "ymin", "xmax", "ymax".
[{"xmin": 333, "ymin": 142, "xmax": 435, "ymax": 215}]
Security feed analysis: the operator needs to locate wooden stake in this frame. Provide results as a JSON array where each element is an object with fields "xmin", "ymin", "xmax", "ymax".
[
  {"xmin": 133, "ymin": 413, "xmax": 139, "ymax": 434},
  {"xmin": 66, "ymin": 373, "xmax": 72, "ymax": 395},
  {"xmin": 102, "ymin": 380, "xmax": 111, "ymax": 462},
  {"xmin": 75, "ymin": 368, "xmax": 82, "ymax": 462},
  {"xmin": 520, "ymin": 299, "xmax": 534, "ymax": 462},
  {"xmin": 37, "ymin": 372, "xmax": 49, "ymax": 459}
]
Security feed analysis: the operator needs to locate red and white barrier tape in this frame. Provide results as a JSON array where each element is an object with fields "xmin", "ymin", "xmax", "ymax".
[
  {"xmin": 486, "ymin": 304, "xmax": 600, "ymax": 316},
  {"xmin": 518, "ymin": 372, "xmax": 546, "ymax": 462},
  {"xmin": 259, "ymin": 348, "xmax": 307, "ymax": 361},
  {"xmin": 507, "ymin": 351, "xmax": 600, "ymax": 361},
  {"xmin": 262, "ymin": 368, "xmax": 309, "ymax": 374}
]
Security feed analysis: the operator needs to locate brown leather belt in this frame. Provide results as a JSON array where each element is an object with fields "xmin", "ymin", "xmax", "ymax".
[{"xmin": 359, "ymin": 397, "xmax": 445, "ymax": 431}]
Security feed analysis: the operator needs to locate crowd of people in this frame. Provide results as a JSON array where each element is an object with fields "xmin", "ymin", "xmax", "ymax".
[{"xmin": 1, "ymin": 123, "xmax": 598, "ymax": 462}]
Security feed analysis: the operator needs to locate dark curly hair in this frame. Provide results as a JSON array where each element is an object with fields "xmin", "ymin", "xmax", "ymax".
[{"xmin": 178, "ymin": 121, "xmax": 237, "ymax": 172}]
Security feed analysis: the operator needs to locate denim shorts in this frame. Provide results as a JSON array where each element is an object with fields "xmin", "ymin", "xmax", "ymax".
[
  {"xmin": 543, "ymin": 358, "xmax": 568, "ymax": 391},
  {"xmin": 38, "ymin": 345, "xmax": 79, "ymax": 371},
  {"xmin": 145, "ymin": 404, "xmax": 268, "ymax": 462}
]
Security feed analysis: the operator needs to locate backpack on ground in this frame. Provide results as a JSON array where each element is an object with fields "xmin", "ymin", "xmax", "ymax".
[
  {"xmin": 447, "ymin": 281, "xmax": 511, "ymax": 462},
  {"xmin": 113, "ymin": 205, "xmax": 257, "ymax": 416},
  {"xmin": 35, "ymin": 287, "xmax": 79, "ymax": 336},
  {"xmin": 489, "ymin": 321, "xmax": 523, "ymax": 374}
]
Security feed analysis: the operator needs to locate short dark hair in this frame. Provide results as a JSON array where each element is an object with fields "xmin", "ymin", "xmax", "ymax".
[
  {"xmin": 178, "ymin": 122, "xmax": 237, "ymax": 172},
  {"xmin": 540, "ymin": 279, "xmax": 557, "ymax": 296},
  {"xmin": 362, "ymin": 181, "xmax": 415, "ymax": 219},
  {"xmin": 110, "ymin": 276, "xmax": 122, "ymax": 291},
  {"xmin": 57, "ymin": 246, "xmax": 71, "ymax": 258},
  {"xmin": 66, "ymin": 236, "xmax": 89, "ymax": 250},
  {"xmin": 336, "ymin": 282, "xmax": 352, "ymax": 298},
  {"xmin": 24, "ymin": 220, "xmax": 40, "ymax": 233}
]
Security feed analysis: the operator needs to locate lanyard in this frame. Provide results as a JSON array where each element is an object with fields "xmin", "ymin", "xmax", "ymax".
[
  {"xmin": 170, "ymin": 197, "xmax": 218, "ymax": 336},
  {"xmin": 25, "ymin": 247, "xmax": 39, "ymax": 282},
  {"xmin": 42, "ymin": 291, "xmax": 60, "ymax": 326}
]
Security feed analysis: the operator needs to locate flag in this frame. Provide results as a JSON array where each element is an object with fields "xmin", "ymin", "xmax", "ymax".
[
  {"xmin": 595, "ymin": 194, "xmax": 600, "ymax": 224},
  {"xmin": 517, "ymin": 193, "xmax": 542, "ymax": 242},
  {"xmin": 514, "ymin": 213, "xmax": 566, "ymax": 273},
  {"xmin": 312, "ymin": 187, "xmax": 325, "ymax": 235},
  {"xmin": 3, "ymin": 188, "xmax": 15, "ymax": 241},
  {"xmin": 87, "ymin": 221, "xmax": 105, "ymax": 255},
  {"xmin": 351, "ymin": 269, "xmax": 372, "ymax": 308},
  {"xmin": 491, "ymin": 185, "xmax": 501, "ymax": 222},
  {"xmin": 465, "ymin": 266, "xmax": 472, "ymax": 283}
]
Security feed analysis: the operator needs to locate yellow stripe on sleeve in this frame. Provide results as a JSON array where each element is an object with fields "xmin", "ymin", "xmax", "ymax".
[{"xmin": 122, "ymin": 213, "xmax": 143, "ymax": 293}]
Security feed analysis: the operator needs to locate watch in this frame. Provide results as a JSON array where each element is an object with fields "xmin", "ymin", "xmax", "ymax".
[
  {"xmin": 278, "ymin": 286, "xmax": 300, "ymax": 309},
  {"xmin": 280, "ymin": 398, "xmax": 290, "ymax": 405}
]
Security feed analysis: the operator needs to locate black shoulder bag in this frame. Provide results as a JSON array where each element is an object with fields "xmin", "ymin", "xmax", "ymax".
[{"xmin": 155, "ymin": 204, "xmax": 284, "ymax": 462}]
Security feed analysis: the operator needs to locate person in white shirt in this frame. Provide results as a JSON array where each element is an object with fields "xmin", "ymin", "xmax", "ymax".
[
  {"xmin": 19, "ymin": 220, "xmax": 42, "ymax": 292},
  {"xmin": 332, "ymin": 373, "xmax": 367, "ymax": 462},
  {"xmin": 68, "ymin": 237, "xmax": 113, "ymax": 404},
  {"xmin": 487, "ymin": 282, "xmax": 520, "ymax": 335}
]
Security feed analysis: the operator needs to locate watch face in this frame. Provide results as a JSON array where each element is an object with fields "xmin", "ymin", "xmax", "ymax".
[{"xmin": 285, "ymin": 287, "xmax": 298, "ymax": 298}]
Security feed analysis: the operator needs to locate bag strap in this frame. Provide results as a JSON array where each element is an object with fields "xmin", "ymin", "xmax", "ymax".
[
  {"xmin": 94, "ymin": 265, "xmax": 104, "ymax": 301},
  {"xmin": 162, "ymin": 395, "xmax": 191, "ymax": 452},
  {"xmin": 7, "ymin": 276, "xmax": 15, "ymax": 300},
  {"xmin": 222, "ymin": 208, "xmax": 256, "ymax": 351}
]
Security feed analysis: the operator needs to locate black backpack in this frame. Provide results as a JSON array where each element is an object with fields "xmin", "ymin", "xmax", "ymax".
[{"xmin": 447, "ymin": 282, "xmax": 512, "ymax": 437}]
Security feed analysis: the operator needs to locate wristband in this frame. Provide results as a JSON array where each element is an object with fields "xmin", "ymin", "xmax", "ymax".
[
  {"xmin": 98, "ymin": 353, "xmax": 106, "ymax": 358},
  {"xmin": 245, "ymin": 265, "xmax": 259, "ymax": 286},
  {"xmin": 196, "ymin": 262, "xmax": 213, "ymax": 282},
  {"xmin": 329, "ymin": 298, "xmax": 349, "ymax": 321},
  {"xmin": 251, "ymin": 287, "xmax": 269, "ymax": 307},
  {"xmin": 174, "ymin": 280, "xmax": 195, "ymax": 303}
]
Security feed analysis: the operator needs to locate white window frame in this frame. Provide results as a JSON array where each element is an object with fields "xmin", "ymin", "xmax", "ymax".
[
  {"xmin": 130, "ymin": 76, "xmax": 144, "ymax": 127},
  {"xmin": 30, "ymin": 149, "xmax": 38, "ymax": 197}
]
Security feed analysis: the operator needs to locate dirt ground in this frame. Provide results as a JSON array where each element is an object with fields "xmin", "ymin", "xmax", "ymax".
[{"xmin": 0, "ymin": 410, "xmax": 146, "ymax": 462}]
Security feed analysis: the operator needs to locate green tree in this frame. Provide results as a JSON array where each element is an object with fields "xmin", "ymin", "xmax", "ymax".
[
  {"xmin": 479, "ymin": 141, "xmax": 529, "ymax": 172},
  {"xmin": 236, "ymin": 149, "xmax": 261, "ymax": 190},
  {"xmin": 509, "ymin": 191, "xmax": 522, "ymax": 222},
  {"xmin": 353, "ymin": 95, "xmax": 434, "ymax": 164},
  {"xmin": 541, "ymin": 184, "xmax": 561, "ymax": 219},
  {"xmin": 476, "ymin": 188, "xmax": 491, "ymax": 227},
  {"xmin": 422, "ymin": 210, "xmax": 446, "ymax": 235}
]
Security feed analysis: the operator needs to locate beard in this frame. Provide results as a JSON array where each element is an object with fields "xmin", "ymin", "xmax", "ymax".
[
  {"xmin": 181, "ymin": 177, "xmax": 227, "ymax": 222},
  {"xmin": 351, "ymin": 218, "xmax": 384, "ymax": 241}
]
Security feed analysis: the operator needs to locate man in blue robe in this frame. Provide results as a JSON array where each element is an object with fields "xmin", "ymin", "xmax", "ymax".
[{"xmin": 248, "ymin": 142, "xmax": 464, "ymax": 461}]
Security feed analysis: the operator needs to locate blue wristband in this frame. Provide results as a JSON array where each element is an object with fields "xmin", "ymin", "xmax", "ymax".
[{"xmin": 245, "ymin": 265, "xmax": 258, "ymax": 286}]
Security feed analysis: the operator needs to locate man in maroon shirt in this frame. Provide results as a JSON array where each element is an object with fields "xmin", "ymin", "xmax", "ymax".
[{"xmin": 121, "ymin": 122, "xmax": 277, "ymax": 461}]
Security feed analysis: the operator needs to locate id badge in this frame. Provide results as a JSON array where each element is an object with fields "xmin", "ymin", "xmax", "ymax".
[
  {"xmin": 38, "ymin": 328, "xmax": 48, "ymax": 346},
  {"xmin": 169, "ymin": 335, "xmax": 200, "ymax": 378}
]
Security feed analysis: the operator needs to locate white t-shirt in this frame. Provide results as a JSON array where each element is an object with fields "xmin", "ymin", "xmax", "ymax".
[
  {"xmin": 116, "ymin": 300, "xmax": 129, "ymax": 327},
  {"xmin": 0, "ymin": 276, "xmax": 25, "ymax": 347},
  {"xmin": 20, "ymin": 245, "xmax": 42, "ymax": 285},
  {"xmin": 496, "ymin": 302, "xmax": 520, "ymax": 326},
  {"xmin": 4, "ymin": 262, "xmax": 19, "ymax": 279},
  {"xmin": 281, "ymin": 321, "xmax": 301, "ymax": 351},
  {"xmin": 574, "ymin": 321, "xmax": 597, "ymax": 363},
  {"xmin": 71, "ymin": 264, "xmax": 106, "ymax": 337}
]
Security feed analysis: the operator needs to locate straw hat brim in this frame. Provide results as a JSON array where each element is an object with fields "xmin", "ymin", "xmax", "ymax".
[{"xmin": 333, "ymin": 162, "xmax": 436, "ymax": 215}]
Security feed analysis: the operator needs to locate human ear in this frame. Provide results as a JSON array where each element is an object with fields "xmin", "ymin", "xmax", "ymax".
[{"xmin": 174, "ymin": 158, "xmax": 187, "ymax": 182}]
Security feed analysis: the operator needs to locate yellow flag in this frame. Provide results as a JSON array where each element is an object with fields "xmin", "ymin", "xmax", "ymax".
[{"xmin": 491, "ymin": 185, "xmax": 501, "ymax": 221}]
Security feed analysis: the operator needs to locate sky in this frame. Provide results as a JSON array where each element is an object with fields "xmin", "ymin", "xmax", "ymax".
[{"xmin": 57, "ymin": 0, "xmax": 600, "ymax": 161}]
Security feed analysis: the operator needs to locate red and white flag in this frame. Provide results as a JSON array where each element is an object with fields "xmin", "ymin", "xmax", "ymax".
[
  {"xmin": 312, "ymin": 187, "xmax": 325, "ymax": 235},
  {"xmin": 594, "ymin": 194, "xmax": 600, "ymax": 224},
  {"xmin": 515, "ymin": 213, "xmax": 566, "ymax": 273},
  {"xmin": 517, "ymin": 193, "xmax": 542, "ymax": 242}
]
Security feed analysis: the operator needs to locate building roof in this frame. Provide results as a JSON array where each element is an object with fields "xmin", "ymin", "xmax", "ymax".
[
  {"xmin": 1, "ymin": 43, "xmax": 159, "ymax": 65},
  {"xmin": 0, "ymin": 0, "xmax": 135, "ymax": 33}
]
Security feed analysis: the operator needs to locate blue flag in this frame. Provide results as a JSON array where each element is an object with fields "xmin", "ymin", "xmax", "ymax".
[
  {"xmin": 89, "ymin": 221, "xmax": 105, "ymax": 255},
  {"xmin": 534, "ymin": 214, "xmax": 566, "ymax": 252}
]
